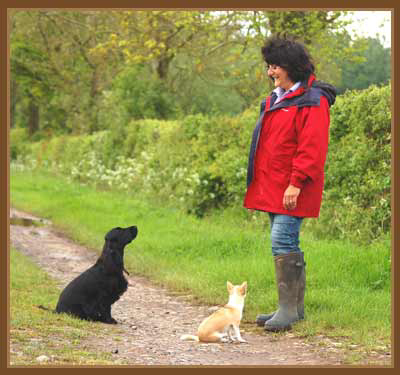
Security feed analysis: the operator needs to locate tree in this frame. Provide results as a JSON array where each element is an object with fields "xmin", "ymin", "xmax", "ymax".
[
  {"xmin": 11, "ymin": 10, "xmax": 366, "ymax": 135},
  {"xmin": 336, "ymin": 37, "xmax": 391, "ymax": 93},
  {"xmin": 266, "ymin": 11, "xmax": 343, "ymax": 43},
  {"xmin": 11, "ymin": 40, "xmax": 52, "ymax": 136},
  {"xmin": 93, "ymin": 11, "xmax": 248, "ymax": 81},
  {"xmin": 11, "ymin": 11, "xmax": 118, "ymax": 135}
]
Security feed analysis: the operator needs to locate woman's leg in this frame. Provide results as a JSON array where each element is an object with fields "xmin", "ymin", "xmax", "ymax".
[
  {"xmin": 256, "ymin": 214, "xmax": 306, "ymax": 331},
  {"xmin": 270, "ymin": 214, "xmax": 303, "ymax": 256}
]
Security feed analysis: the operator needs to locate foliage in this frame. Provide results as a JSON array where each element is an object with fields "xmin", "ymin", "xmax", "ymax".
[
  {"xmin": 10, "ymin": 10, "xmax": 385, "ymax": 137},
  {"xmin": 11, "ymin": 84, "xmax": 391, "ymax": 242},
  {"xmin": 10, "ymin": 127, "xmax": 29, "ymax": 160},
  {"xmin": 312, "ymin": 84, "xmax": 391, "ymax": 241},
  {"xmin": 11, "ymin": 11, "xmax": 118, "ymax": 135},
  {"xmin": 93, "ymin": 11, "xmax": 247, "ymax": 79},
  {"xmin": 98, "ymin": 65, "xmax": 179, "ymax": 124},
  {"xmin": 336, "ymin": 37, "xmax": 391, "ymax": 93}
]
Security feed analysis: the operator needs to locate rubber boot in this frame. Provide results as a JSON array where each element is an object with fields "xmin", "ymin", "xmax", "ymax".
[
  {"xmin": 256, "ymin": 253, "xmax": 306, "ymax": 327},
  {"xmin": 264, "ymin": 252, "xmax": 304, "ymax": 332}
]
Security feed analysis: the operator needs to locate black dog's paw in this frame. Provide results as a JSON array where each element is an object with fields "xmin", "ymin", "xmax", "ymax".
[{"xmin": 107, "ymin": 317, "xmax": 118, "ymax": 324}]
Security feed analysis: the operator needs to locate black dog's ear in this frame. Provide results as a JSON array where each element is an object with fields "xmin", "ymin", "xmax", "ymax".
[{"xmin": 105, "ymin": 227, "xmax": 122, "ymax": 241}]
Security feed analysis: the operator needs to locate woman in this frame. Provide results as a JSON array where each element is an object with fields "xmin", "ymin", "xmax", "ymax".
[{"xmin": 244, "ymin": 36, "xmax": 336, "ymax": 332}]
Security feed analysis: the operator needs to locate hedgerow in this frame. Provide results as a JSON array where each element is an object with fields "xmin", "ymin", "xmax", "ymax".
[
  {"xmin": 11, "ymin": 84, "xmax": 391, "ymax": 243},
  {"xmin": 311, "ymin": 84, "xmax": 391, "ymax": 241}
]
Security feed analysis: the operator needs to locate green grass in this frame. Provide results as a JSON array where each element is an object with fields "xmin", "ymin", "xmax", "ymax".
[
  {"xmin": 10, "ymin": 169, "xmax": 391, "ymax": 354},
  {"xmin": 10, "ymin": 247, "xmax": 127, "ymax": 365}
]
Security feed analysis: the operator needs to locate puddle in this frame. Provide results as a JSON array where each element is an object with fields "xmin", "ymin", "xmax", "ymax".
[{"xmin": 10, "ymin": 217, "xmax": 45, "ymax": 227}]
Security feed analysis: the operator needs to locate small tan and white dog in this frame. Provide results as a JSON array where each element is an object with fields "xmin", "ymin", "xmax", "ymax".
[{"xmin": 180, "ymin": 281, "xmax": 248, "ymax": 343}]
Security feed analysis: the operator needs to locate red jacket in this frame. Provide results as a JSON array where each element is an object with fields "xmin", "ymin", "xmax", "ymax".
[{"xmin": 244, "ymin": 75, "xmax": 336, "ymax": 218}]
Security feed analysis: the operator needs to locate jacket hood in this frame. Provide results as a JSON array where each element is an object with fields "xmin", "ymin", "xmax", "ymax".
[
  {"xmin": 311, "ymin": 80, "xmax": 337, "ymax": 107},
  {"xmin": 305, "ymin": 74, "xmax": 336, "ymax": 106}
]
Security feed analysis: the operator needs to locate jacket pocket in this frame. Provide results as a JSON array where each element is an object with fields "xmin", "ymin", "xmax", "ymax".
[{"xmin": 269, "ymin": 157, "xmax": 292, "ymax": 187}]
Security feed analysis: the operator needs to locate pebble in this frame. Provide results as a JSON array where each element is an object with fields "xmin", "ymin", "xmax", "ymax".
[
  {"xmin": 36, "ymin": 355, "xmax": 50, "ymax": 363},
  {"xmin": 9, "ymin": 212, "xmax": 391, "ymax": 366}
]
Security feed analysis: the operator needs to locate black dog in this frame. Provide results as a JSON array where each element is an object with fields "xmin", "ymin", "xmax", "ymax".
[{"xmin": 52, "ymin": 226, "xmax": 138, "ymax": 324}]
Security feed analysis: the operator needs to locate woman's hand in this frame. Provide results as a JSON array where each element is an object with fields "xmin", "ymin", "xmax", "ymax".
[{"xmin": 283, "ymin": 184, "xmax": 301, "ymax": 210}]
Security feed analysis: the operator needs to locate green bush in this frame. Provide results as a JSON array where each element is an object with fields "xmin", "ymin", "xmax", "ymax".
[
  {"xmin": 308, "ymin": 84, "xmax": 391, "ymax": 242},
  {"xmin": 10, "ymin": 128, "xmax": 29, "ymax": 160},
  {"xmin": 98, "ymin": 65, "xmax": 178, "ymax": 128},
  {"xmin": 11, "ymin": 84, "xmax": 391, "ymax": 242}
]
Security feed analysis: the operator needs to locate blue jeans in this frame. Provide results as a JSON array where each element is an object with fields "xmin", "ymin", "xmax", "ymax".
[{"xmin": 268, "ymin": 213, "xmax": 304, "ymax": 256}]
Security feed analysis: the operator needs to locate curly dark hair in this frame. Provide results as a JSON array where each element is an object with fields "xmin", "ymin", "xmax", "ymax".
[{"xmin": 261, "ymin": 35, "xmax": 315, "ymax": 83}]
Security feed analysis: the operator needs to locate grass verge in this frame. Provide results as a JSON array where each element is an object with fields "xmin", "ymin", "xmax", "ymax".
[
  {"xmin": 10, "ymin": 247, "xmax": 125, "ymax": 365},
  {"xmin": 10, "ymin": 169, "xmax": 391, "ymax": 356}
]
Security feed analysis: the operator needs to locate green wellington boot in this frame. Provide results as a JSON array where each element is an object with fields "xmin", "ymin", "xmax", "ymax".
[
  {"xmin": 262, "ymin": 252, "xmax": 304, "ymax": 332},
  {"xmin": 255, "ymin": 252, "xmax": 306, "ymax": 327}
]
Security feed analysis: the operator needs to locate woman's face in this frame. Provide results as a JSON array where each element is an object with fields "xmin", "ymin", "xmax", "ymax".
[{"xmin": 267, "ymin": 64, "xmax": 294, "ymax": 91}]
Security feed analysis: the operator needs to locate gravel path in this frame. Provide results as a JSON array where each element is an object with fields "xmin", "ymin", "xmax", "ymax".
[{"xmin": 9, "ymin": 208, "xmax": 390, "ymax": 366}]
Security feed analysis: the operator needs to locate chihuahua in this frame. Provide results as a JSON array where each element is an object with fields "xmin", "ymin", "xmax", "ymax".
[{"xmin": 180, "ymin": 281, "xmax": 247, "ymax": 343}]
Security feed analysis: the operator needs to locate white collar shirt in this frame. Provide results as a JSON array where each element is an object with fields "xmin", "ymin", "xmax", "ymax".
[{"xmin": 273, "ymin": 81, "xmax": 301, "ymax": 104}]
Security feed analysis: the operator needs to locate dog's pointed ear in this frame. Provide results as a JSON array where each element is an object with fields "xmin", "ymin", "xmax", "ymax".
[
  {"xmin": 240, "ymin": 281, "xmax": 248, "ymax": 295},
  {"xmin": 227, "ymin": 281, "xmax": 234, "ymax": 293}
]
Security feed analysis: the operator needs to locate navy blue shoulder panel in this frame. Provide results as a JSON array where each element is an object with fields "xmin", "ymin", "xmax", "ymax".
[
  {"xmin": 268, "ymin": 86, "xmax": 324, "ymax": 112},
  {"xmin": 297, "ymin": 87, "xmax": 323, "ymax": 107},
  {"xmin": 259, "ymin": 99, "xmax": 267, "ymax": 116}
]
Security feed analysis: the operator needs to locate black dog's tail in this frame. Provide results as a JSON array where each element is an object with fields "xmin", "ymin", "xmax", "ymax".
[{"xmin": 37, "ymin": 305, "xmax": 56, "ymax": 313}]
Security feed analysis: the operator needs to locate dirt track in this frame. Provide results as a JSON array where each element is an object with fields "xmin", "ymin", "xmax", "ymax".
[{"xmin": 9, "ymin": 208, "xmax": 391, "ymax": 366}]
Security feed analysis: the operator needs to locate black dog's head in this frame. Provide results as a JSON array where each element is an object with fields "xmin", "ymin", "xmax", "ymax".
[
  {"xmin": 100, "ymin": 226, "xmax": 138, "ymax": 274},
  {"xmin": 105, "ymin": 226, "xmax": 138, "ymax": 248}
]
